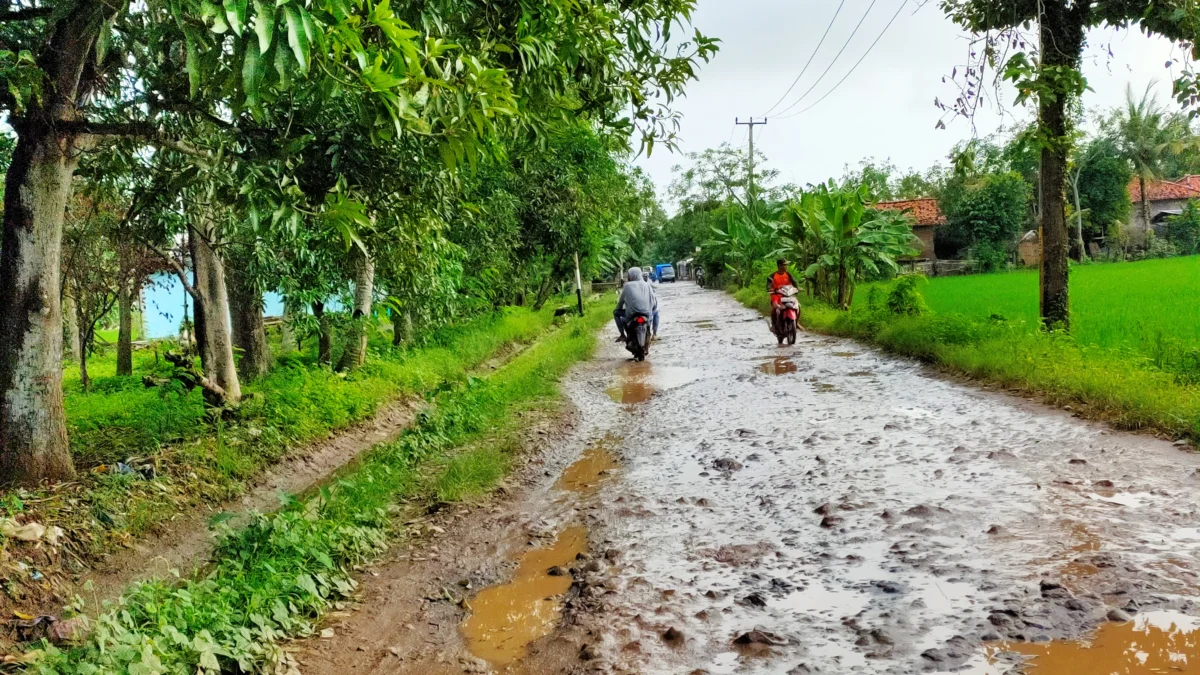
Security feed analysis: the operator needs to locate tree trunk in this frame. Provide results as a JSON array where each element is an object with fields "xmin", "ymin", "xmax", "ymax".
[
  {"xmin": 0, "ymin": 0, "xmax": 114, "ymax": 484},
  {"xmin": 390, "ymin": 308, "xmax": 404, "ymax": 346},
  {"xmin": 137, "ymin": 286, "xmax": 147, "ymax": 344},
  {"xmin": 1139, "ymin": 174, "xmax": 1152, "ymax": 238},
  {"xmin": 76, "ymin": 301, "xmax": 90, "ymax": 393},
  {"xmin": 1070, "ymin": 169, "xmax": 1087, "ymax": 262},
  {"xmin": 313, "ymin": 301, "xmax": 332, "ymax": 365},
  {"xmin": 116, "ymin": 279, "xmax": 133, "ymax": 376},
  {"xmin": 280, "ymin": 301, "xmax": 298, "ymax": 353},
  {"xmin": 337, "ymin": 248, "xmax": 375, "ymax": 371},
  {"xmin": 63, "ymin": 294, "xmax": 81, "ymax": 363},
  {"xmin": 1036, "ymin": 0, "xmax": 1086, "ymax": 331},
  {"xmin": 228, "ymin": 268, "xmax": 270, "ymax": 380},
  {"xmin": 836, "ymin": 263, "xmax": 850, "ymax": 309},
  {"xmin": 533, "ymin": 266, "xmax": 557, "ymax": 311},
  {"xmin": 188, "ymin": 225, "xmax": 241, "ymax": 407},
  {"xmin": 0, "ymin": 128, "xmax": 80, "ymax": 483}
]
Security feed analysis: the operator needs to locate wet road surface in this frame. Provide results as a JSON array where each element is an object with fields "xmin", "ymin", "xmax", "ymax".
[
  {"xmin": 526, "ymin": 282, "xmax": 1200, "ymax": 674},
  {"xmin": 301, "ymin": 282, "xmax": 1200, "ymax": 675}
]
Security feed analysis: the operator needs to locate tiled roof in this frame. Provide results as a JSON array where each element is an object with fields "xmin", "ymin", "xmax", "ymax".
[
  {"xmin": 1128, "ymin": 176, "xmax": 1200, "ymax": 202},
  {"xmin": 874, "ymin": 198, "xmax": 946, "ymax": 226}
]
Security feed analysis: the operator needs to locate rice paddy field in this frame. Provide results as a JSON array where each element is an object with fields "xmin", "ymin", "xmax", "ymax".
[
  {"xmin": 857, "ymin": 256, "xmax": 1200, "ymax": 361},
  {"xmin": 733, "ymin": 255, "xmax": 1200, "ymax": 441}
]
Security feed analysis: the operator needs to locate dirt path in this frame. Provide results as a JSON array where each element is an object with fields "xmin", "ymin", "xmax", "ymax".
[
  {"xmin": 300, "ymin": 282, "xmax": 1200, "ymax": 675},
  {"xmin": 85, "ymin": 398, "xmax": 420, "ymax": 603}
]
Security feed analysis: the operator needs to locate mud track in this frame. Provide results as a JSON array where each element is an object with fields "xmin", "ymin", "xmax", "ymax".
[{"xmin": 301, "ymin": 283, "xmax": 1200, "ymax": 674}]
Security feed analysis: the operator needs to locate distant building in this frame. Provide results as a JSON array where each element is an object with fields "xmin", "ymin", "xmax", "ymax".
[
  {"xmin": 1017, "ymin": 230, "xmax": 1041, "ymax": 267},
  {"xmin": 1127, "ymin": 175, "xmax": 1200, "ymax": 240},
  {"xmin": 874, "ymin": 198, "xmax": 946, "ymax": 261}
]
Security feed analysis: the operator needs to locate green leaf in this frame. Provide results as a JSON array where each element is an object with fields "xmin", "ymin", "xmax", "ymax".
[
  {"xmin": 274, "ymin": 34, "xmax": 293, "ymax": 87},
  {"xmin": 224, "ymin": 0, "xmax": 248, "ymax": 36},
  {"xmin": 253, "ymin": 0, "xmax": 274, "ymax": 52},
  {"xmin": 285, "ymin": 6, "xmax": 309, "ymax": 74},
  {"xmin": 184, "ymin": 27, "xmax": 202, "ymax": 98},
  {"xmin": 242, "ymin": 39, "xmax": 263, "ymax": 108}
]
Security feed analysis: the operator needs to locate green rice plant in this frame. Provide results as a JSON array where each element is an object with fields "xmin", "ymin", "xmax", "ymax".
[{"xmin": 735, "ymin": 264, "xmax": 1200, "ymax": 442}]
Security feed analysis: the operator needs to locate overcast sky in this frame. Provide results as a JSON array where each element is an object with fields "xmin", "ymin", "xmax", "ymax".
[{"xmin": 634, "ymin": 0, "xmax": 1196, "ymax": 208}]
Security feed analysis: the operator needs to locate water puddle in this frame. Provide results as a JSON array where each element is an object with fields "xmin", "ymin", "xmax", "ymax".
[
  {"xmin": 992, "ymin": 611, "xmax": 1200, "ymax": 673},
  {"xmin": 461, "ymin": 526, "xmax": 588, "ymax": 665},
  {"xmin": 607, "ymin": 361, "xmax": 655, "ymax": 404},
  {"xmin": 831, "ymin": 351, "xmax": 859, "ymax": 357},
  {"xmin": 759, "ymin": 357, "xmax": 798, "ymax": 376},
  {"xmin": 557, "ymin": 436, "xmax": 620, "ymax": 493},
  {"xmin": 605, "ymin": 362, "xmax": 706, "ymax": 404},
  {"xmin": 692, "ymin": 320, "xmax": 718, "ymax": 331}
]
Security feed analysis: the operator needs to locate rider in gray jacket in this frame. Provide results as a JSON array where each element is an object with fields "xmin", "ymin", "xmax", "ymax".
[{"xmin": 614, "ymin": 267, "xmax": 659, "ymax": 340}]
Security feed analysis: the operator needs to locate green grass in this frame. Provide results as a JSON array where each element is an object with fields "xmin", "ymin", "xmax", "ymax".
[
  {"xmin": 18, "ymin": 306, "xmax": 562, "ymax": 560},
  {"xmin": 29, "ymin": 302, "xmax": 610, "ymax": 675},
  {"xmin": 434, "ymin": 444, "xmax": 511, "ymax": 503},
  {"xmin": 731, "ymin": 266, "xmax": 1200, "ymax": 442},
  {"xmin": 854, "ymin": 257, "xmax": 1200, "ymax": 365}
]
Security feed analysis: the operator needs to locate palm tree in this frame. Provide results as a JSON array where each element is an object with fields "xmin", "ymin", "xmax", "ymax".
[{"xmin": 1117, "ymin": 83, "xmax": 1173, "ymax": 232}]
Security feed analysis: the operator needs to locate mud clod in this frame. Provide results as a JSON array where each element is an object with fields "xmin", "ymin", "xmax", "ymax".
[
  {"xmin": 739, "ymin": 592, "xmax": 768, "ymax": 608},
  {"xmin": 734, "ymin": 629, "xmax": 789, "ymax": 646},
  {"xmin": 1107, "ymin": 607, "xmax": 1133, "ymax": 622},
  {"xmin": 713, "ymin": 458, "xmax": 744, "ymax": 472},
  {"xmin": 662, "ymin": 626, "xmax": 684, "ymax": 643},
  {"xmin": 819, "ymin": 515, "xmax": 843, "ymax": 528}
]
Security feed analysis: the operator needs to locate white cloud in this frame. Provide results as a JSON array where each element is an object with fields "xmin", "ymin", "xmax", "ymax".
[{"xmin": 636, "ymin": 0, "xmax": 1194, "ymax": 208}]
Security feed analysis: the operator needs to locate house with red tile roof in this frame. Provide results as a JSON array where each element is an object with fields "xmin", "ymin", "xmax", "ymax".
[
  {"xmin": 1127, "ymin": 175, "xmax": 1200, "ymax": 239},
  {"xmin": 874, "ymin": 198, "xmax": 946, "ymax": 261}
]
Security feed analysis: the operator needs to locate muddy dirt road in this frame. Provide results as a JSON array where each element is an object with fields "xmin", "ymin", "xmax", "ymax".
[{"xmin": 301, "ymin": 282, "xmax": 1200, "ymax": 674}]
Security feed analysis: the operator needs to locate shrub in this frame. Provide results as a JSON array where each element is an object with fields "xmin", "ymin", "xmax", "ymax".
[{"xmin": 885, "ymin": 275, "xmax": 928, "ymax": 316}]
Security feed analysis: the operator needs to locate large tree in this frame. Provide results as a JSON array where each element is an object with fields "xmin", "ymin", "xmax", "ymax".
[
  {"xmin": 938, "ymin": 0, "xmax": 1199, "ymax": 329},
  {"xmin": 0, "ymin": 0, "xmax": 714, "ymax": 484}
]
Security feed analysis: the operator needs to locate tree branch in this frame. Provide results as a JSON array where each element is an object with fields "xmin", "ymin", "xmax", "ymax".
[
  {"xmin": 0, "ymin": 7, "xmax": 53, "ymax": 22},
  {"xmin": 54, "ymin": 120, "xmax": 216, "ymax": 161},
  {"xmin": 143, "ymin": 238, "xmax": 200, "ymax": 302}
]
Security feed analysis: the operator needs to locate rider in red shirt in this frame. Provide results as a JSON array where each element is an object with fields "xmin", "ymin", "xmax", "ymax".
[{"xmin": 766, "ymin": 259, "xmax": 799, "ymax": 328}]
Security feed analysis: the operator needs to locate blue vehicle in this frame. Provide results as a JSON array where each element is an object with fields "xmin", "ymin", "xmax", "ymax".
[{"xmin": 655, "ymin": 264, "xmax": 677, "ymax": 283}]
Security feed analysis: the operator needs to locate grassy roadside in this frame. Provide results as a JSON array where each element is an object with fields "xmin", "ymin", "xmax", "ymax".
[
  {"xmin": 732, "ymin": 285, "xmax": 1200, "ymax": 442},
  {"xmin": 8, "ymin": 306, "xmax": 562, "ymax": 578},
  {"xmin": 25, "ymin": 303, "xmax": 610, "ymax": 673}
]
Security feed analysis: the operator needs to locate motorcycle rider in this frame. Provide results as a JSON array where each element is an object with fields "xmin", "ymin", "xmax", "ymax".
[
  {"xmin": 614, "ymin": 267, "xmax": 659, "ymax": 342},
  {"xmin": 767, "ymin": 259, "xmax": 800, "ymax": 333}
]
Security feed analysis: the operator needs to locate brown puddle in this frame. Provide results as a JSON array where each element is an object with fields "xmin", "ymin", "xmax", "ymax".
[
  {"xmin": 759, "ymin": 357, "xmax": 798, "ymax": 376},
  {"xmin": 461, "ymin": 526, "xmax": 588, "ymax": 665},
  {"xmin": 557, "ymin": 436, "xmax": 620, "ymax": 493},
  {"xmin": 831, "ymin": 351, "xmax": 859, "ymax": 357},
  {"xmin": 606, "ymin": 361, "xmax": 655, "ymax": 404},
  {"xmin": 993, "ymin": 611, "xmax": 1200, "ymax": 673}
]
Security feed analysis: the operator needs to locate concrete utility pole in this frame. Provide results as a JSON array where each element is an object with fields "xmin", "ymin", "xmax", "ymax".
[{"xmin": 735, "ymin": 117, "xmax": 767, "ymax": 202}]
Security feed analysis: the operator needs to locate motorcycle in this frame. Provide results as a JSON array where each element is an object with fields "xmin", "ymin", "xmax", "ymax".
[
  {"xmin": 772, "ymin": 285, "xmax": 800, "ymax": 345},
  {"xmin": 625, "ymin": 313, "xmax": 653, "ymax": 361}
]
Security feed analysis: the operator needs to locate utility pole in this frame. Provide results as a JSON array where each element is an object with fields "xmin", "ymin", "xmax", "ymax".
[
  {"xmin": 573, "ymin": 251, "xmax": 584, "ymax": 317},
  {"xmin": 735, "ymin": 117, "xmax": 767, "ymax": 202}
]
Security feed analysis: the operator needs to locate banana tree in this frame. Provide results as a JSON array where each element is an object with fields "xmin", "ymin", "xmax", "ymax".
[
  {"xmin": 705, "ymin": 202, "xmax": 786, "ymax": 288},
  {"xmin": 784, "ymin": 181, "xmax": 919, "ymax": 309}
]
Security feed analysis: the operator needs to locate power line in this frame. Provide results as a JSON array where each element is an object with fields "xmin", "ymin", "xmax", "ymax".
[
  {"xmin": 776, "ymin": 0, "xmax": 909, "ymax": 120},
  {"xmin": 771, "ymin": 0, "xmax": 880, "ymax": 118},
  {"xmin": 761, "ymin": 0, "xmax": 848, "ymax": 118}
]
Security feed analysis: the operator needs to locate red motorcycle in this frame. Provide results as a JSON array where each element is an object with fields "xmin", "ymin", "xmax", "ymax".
[{"xmin": 772, "ymin": 285, "xmax": 800, "ymax": 345}]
